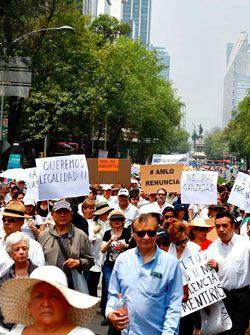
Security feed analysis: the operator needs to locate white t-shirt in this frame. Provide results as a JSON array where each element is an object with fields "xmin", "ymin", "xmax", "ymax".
[{"xmin": 9, "ymin": 324, "xmax": 94, "ymax": 334}]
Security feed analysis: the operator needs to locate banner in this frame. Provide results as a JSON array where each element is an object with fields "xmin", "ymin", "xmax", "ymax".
[
  {"xmin": 140, "ymin": 164, "xmax": 184, "ymax": 193},
  {"xmin": 36, "ymin": 155, "xmax": 89, "ymax": 200},
  {"xmin": 228, "ymin": 171, "xmax": 250, "ymax": 209},
  {"xmin": 181, "ymin": 171, "xmax": 218, "ymax": 204},
  {"xmin": 151, "ymin": 153, "xmax": 189, "ymax": 166},
  {"xmin": 181, "ymin": 252, "xmax": 226, "ymax": 317}
]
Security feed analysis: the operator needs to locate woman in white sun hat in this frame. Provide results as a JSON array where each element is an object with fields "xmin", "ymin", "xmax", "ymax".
[{"xmin": 0, "ymin": 265, "xmax": 100, "ymax": 335}]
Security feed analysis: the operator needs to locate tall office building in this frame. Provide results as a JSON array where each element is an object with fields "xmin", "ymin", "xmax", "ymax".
[
  {"xmin": 122, "ymin": 0, "xmax": 152, "ymax": 45},
  {"xmin": 81, "ymin": 0, "xmax": 98, "ymax": 17},
  {"xmin": 154, "ymin": 46, "xmax": 170, "ymax": 80},
  {"xmin": 222, "ymin": 32, "xmax": 250, "ymax": 128}
]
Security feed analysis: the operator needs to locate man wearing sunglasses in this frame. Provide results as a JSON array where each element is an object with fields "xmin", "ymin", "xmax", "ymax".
[
  {"xmin": 0, "ymin": 201, "xmax": 45, "ymax": 277},
  {"xmin": 106, "ymin": 213, "xmax": 183, "ymax": 335},
  {"xmin": 207, "ymin": 212, "xmax": 250, "ymax": 335}
]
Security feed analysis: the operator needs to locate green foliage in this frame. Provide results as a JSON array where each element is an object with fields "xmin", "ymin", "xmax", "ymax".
[
  {"xmin": 2, "ymin": 0, "xmax": 187, "ymax": 163},
  {"xmin": 224, "ymin": 94, "xmax": 250, "ymax": 163},
  {"xmin": 204, "ymin": 127, "xmax": 229, "ymax": 159}
]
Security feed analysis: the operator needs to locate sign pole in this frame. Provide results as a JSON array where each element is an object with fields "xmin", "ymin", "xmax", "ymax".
[{"xmin": 0, "ymin": 92, "xmax": 4, "ymax": 141}]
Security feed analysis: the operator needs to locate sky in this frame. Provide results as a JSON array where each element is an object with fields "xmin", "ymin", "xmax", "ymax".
[{"xmin": 150, "ymin": 0, "xmax": 250, "ymax": 135}]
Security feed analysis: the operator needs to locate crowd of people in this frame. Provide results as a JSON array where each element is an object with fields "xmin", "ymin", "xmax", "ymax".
[{"xmin": 0, "ymin": 175, "xmax": 249, "ymax": 335}]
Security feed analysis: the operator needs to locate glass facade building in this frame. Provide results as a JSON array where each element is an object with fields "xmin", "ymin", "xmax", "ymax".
[
  {"xmin": 122, "ymin": 0, "xmax": 152, "ymax": 45},
  {"xmin": 223, "ymin": 32, "xmax": 250, "ymax": 128}
]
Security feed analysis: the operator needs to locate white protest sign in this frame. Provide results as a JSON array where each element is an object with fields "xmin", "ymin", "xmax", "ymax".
[
  {"xmin": 181, "ymin": 171, "xmax": 218, "ymax": 204},
  {"xmin": 36, "ymin": 155, "xmax": 89, "ymax": 200},
  {"xmin": 24, "ymin": 168, "xmax": 39, "ymax": 202},
  {"xmin": 245, "ymin": 188, "xmax": 250, "ymax": 212},
  {"xmin": 228, "ymin": 171, "xmax": 250, "ymax": 209},
  {"xmin": 180, "ymin": 252, "xmax": 226, "ymax": 317},
  {"xmin": 152, "ymin": 153, "xmax": 189, "ymax": 166}
]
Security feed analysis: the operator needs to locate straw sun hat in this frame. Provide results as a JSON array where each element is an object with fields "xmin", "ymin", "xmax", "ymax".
[
  {"xmin": 1, "ymin": 201, "xmax": 31, "ymax": 219},
  {"xmin": 0, "ymin": 265, "xmax": 100, "ymax": 327},
  {"xmin": 188, "ymin": 218, "xmax": 214, "ymax": 230}
]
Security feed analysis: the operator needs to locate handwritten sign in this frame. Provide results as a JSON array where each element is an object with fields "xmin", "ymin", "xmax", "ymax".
[
  {"xmin": 140, "ymin": 164, "xmax": 184, "ymax": 193},
  {"xmin": 181, "ymin": 171, "xmax": 218, "ymax": 204},
  {"xmin": 200, "ymin": 300, "xmax": 232, "ymax": 334},
  {"xmin": 228, "ymin": 171, "xmax": 250, "ymax": 209},
  {"xmin": 245, "ymin": 188, "xmax": 250, "ymax": 212},
  {"xmin": 180, "ymin": 252, "xmax": 226, "ymax": 317},
  {"xmin": 36, "ymin": 155, "xmax": 89, "ymax": 200},
  {"xmin": 25, "ymin": 168, "xmax": 39, "ymax": 202},
  {"xmin": 98, "ymin": 159, "xmax": 119, "ymax": 172}
]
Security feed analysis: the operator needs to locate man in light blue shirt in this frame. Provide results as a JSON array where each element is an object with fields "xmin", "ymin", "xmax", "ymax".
[{"xmin": 106, "ymin": 213, "xmax": 183, "ymax": 335}]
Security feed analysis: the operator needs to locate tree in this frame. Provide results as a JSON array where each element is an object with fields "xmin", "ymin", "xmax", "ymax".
[
  {"xmin": 204, "ymin": 127, "xmax": 229, "ymax": 159},
  {"xmin": 224, "ymin": 94, "xmax": 250, "ymax": 167}
]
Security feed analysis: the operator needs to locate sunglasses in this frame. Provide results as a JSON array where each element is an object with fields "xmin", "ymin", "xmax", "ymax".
[
  {"xmin": 157, "ymin": 193, "xmax": 166, "ymax": 196},
  {"xmin": 193, "ymin": 227, "xmax": 209, "ymax": 232},
  {"xmin": 135, "ymin": 230, "xmax": 157, "ymax": 238},
  {"xmin": 174, "ymin": 237, "xmax": 189, "ymax": 247},
  {"xmin": 110, "ymin": 217, "xmax": 125, "ymax": 222},
  {"xmin": 2, "ymin": 217, "xmax": 21, "ymax": 223}
]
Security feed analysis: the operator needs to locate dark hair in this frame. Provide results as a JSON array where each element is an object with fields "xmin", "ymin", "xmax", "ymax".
[
  {"xmin": 162, "ymin": 207, "xmax": 174, "ymax": 216},
  {"xmin": 129, "ymin": 189, "xmax": 139, "ymax": 199},
  {"xmin": 215, "ymin": 211, "xmax": 236, "ymax": 225}
]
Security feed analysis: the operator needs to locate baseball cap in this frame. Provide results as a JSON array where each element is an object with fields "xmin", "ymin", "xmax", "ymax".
[
  {"xmin": 52, "ymin": 200, "xmax": 72, "ymax": 212},
  {"xmin": 102, "ymin": 184, "xmax": 112, "ymax": 191},
  {"xmin": 118, "ymin": 188, "xmax": 129, "ymax": 197}
]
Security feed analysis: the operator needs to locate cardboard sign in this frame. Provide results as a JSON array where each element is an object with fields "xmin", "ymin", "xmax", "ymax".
[
  {"xmin": 87, "ymin": 158, "xmax": 131, "ymax": 185},
  {"xmin": 98, "ymin": 158, "xmax": 119, "ymax": 172},
  {"xmin": 36, "ymin": 155, "xmax": 89, "ymax": 200},
  {"xmin": 140, "ymin": 164, "xmax": 184, "ymax": 193},
  {"xmin": 181, "ymin": 252, "xmax": 226, "ymax": 317},
  {"xmin": 228, "ymin": 171, "xmax": 250, "ymax": 209},
  {"xmin": 181, "ymin": 171, "xmax": 218, "ymax": 204},
  {"xmin": 152, "ymin": 153, "xmax": 189, "ymax": 166}
]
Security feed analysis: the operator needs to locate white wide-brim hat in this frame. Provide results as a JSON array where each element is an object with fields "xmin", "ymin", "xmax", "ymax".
[
  {"xmin": 0, "ymin": 265, "xmax": 100, "ymax": 327},
  {"xmin": 189, "ymin": 218, "xmax": 214, "ymax": 230}
]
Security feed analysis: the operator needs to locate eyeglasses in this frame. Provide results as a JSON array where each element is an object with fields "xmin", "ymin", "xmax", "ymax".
[
  {"xmin": 193, "ymin": 227, "xmax": 209, "ymax": 232},
  {"xmin": 174, "ymin": 237, "xmax": 189, "ymax": 246},
  {"xmin": 2, "ymin": 217, "xmax": 21, "ymax": 223},
  {"xmin": 135, "ymin": 230, "xmax": 157, "ymax": 238},
  {"xmin": 157, "ymin": 193, "xmax": 166, "ymax": 196}
]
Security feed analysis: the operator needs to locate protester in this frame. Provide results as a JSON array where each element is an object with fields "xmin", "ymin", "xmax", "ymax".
[
  {"xmin": 38, "ymin": 201, "xmax": 94, "ymax": 288},
  {"xmin": 115, "ymin": 188, "xmax": 139, "ymax": 228},
  {"xmin": 174, "ymin": 204, "xmax": 188, "ymax": 224},
  {"xmin": 82, "ymin": 199, "xmax": 96, "ymax": 223},
  {"xmin": 87, "ymin": 202, "xmax": 113, "ymax": 297},
  {"xmin": 100, "ymin": 209, "xmax": 130, "ymax": 326},
  {"xmin": 188, "ymin": 218, "xmax": 213, "ymax": 250},
  {"xmin": 129, "ymin": 189, "xmax": 140, "ymax": 208},
  {"xmin": 21, "ymin": 197, "xmax": 44, "ymax": 239},
  {"xmin": 106, "ymin": 213, "xmax": 183, "ymax": 334},
  {"xmin": 0, "ymin": 232, "xmax": 37, "ymax": 333},
  {"xmin": 0, "ymin": 265, "xmax": 100, "ymax": 335},
  {"xmin": 168, "ymin": 221, "xmax": 201, "ymax": 335},
  {"xmin": 98, "ymin": 185, "xmax": 117, "ymax": 207},
  {"xmin": 140, "ymin": 188, "xmax": 173, "ymax": 215},
  {"xmin": 162, "ymin": 206, "xmax": 176, "ymax": 231},
  {"xmin": 0, "ymin": 201, "xmax": 45, "ymax": 277},
  {"xmin": 207, "ymin": 212, "xmax": 250, "ymax": 335}
]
